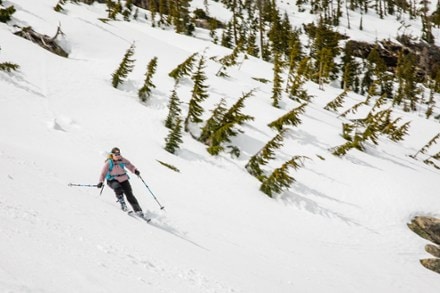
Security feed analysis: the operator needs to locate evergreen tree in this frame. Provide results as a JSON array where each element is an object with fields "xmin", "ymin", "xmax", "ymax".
[
  {"xmin": 199, "ymin": 98, "xmax": 228, "ymax": 143},
  {"xmin": 138, "ymin": 56, "xmax": 158, "ymax": 102},
  {"xmin": 164, "ymin": 117, "xmax": 183, "ymax": 154},
  {"xmin": 268, "ymin": 103, "xmax": 307, "ymax": 131},
  {"xmin": 124, "ymin": 0, "xmax": 134, "ymax": 21},
  {"xmin": 364, "ymin": 45, "xmax": 392, "ymax": 98},
  {"xmin": 170, "ymin": 0, "xmax": 193, "ymax": 35},
  {"xmin": 340, "ymin": 43, "xmax": 360, "ymax": 92},
  {"xmin": 245, "ymin": 129, "xmax": 286, "ymax": 181},
  {"xmin": 246, "ymin": 32, "xmax": 259, "ymax": 57},
  {"xmin": 0, "ymin": 61, "xmax": 19, "ymax": 72},
  {"xmin": 423, "ymin": 152, "xmax": 440, "ymax": 169},
  {"xmin": 324, "ymin": 90, "xmax": 347, "ymax": 112},
  {"xmin": 111, "ymin": 42, "xmax": 135, "ymax": 88},
  {"xmin": 412, "ymin": 132, "xmax": 440, "ymax": 159},
  {"xmin": 285, "ymin": 34, "xmax": 303, "ymax": 91},
  {"xmin": 426, "ymin": 82, "xmax": 436, "ymax": 119},
  {"xmin": 260, "ymin": 156, "xmax": 307, "ymax": 197},
  {"xmin": 165, "ymin": 83, "xmax": 182, "ymax": 129},
  {"xmin": 287, "ymin": 57, "xmax": 312, "ymax": 102},
  {"xmin": 317, "ymin": 47, "xmax": 333, "ymax": 90},
  {"xmin": 420, "ymin": 0, "xmax": 434, "ymax": 44},
  {"xmin": 106, "ymin": 0, "xmax": 122, "ymax": 20},
  {"xmin": 202, "ymin": 91, "xmax": 255, "ymax": 155},
  {"xmin": 339, "ymin": 100, "xmax": 366, "ymax": 118},
  {"xmin": 307, "ymin": 19, "xmax": 341, "ymax": 88},
  {"xmin": 221, "ymin": 22, "xmax": 234, "ymax": 49},
  {"xmin": 215, "ymin": 43, "xmax": 243, "ymax": 77},
  {"xmin": 256, "ymin": 0, "xmax": 267, "ymax": 60},
  {"xmin": 0, "ymin": 47, "xmax": 19, "ymax": 72},
  {"xmin": 185, "ymin": 55, "xmax": 209, "ymax": 132},
  {"xmin": 0, "ymin": 4, "xmax": 15, "ymax": 23},
  {"xmin": 169, "ymin": 52, "xmax": 198, "ymax": 81},
  {"xmin": 394, "ymin": 51, "xmax": 421, "ymax": 111},
  {"xmin": 54, "ymin": 0, "xmax": 65, "ymax": 12},
  {"xmin": 271, "ymin": 52, "xmax": 284, "ymax": 108}
]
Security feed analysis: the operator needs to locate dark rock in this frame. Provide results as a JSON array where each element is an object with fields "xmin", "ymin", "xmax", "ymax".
[
  {"xmin": 407, "ymin": 216, "xmax": 440, "ymax": 246},
  {"xmin": 408, "ymin": 216, "xmax": 440, "ymax": 275},
  {"xmin": 425, "ymin": 244, "xmax": 440, "ymax": 258},
  {"xmin": 420, "ymin": 258, "xmax": 440, "ymax": 274}
]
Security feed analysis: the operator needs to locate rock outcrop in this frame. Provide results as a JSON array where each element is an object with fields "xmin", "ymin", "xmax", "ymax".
[{"xmin": 408, "ymin": 216, "xmax": 440, "ymax": 274}]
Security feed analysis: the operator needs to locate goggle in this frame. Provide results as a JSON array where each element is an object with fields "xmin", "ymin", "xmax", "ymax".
[{"xmin": 112, "ymin": 152, "xmax": 121, "ymax": 156}]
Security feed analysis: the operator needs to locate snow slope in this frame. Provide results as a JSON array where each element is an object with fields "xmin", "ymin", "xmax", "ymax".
[{"xmin": 1, "ymin": 1, "xmax": 440, "ymax": 292}]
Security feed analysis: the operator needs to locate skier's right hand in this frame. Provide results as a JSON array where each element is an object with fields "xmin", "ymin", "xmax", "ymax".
[{"xmin": 97, "ymin": 182, "xmax": 103, "ymax": 188}]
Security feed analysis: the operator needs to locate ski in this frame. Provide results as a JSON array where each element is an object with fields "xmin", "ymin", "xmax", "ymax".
[{"xmin": 127, "ymin": 210, "xmax": 151, "ymax": 223}]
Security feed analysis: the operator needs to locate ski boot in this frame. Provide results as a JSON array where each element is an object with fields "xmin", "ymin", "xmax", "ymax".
[{"xmin": 116, "ymin": 196, "xmax": 128, "ymax": 212}]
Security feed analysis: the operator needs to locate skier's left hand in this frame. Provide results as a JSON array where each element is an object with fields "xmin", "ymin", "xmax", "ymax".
[{"xmin": 134, "ymin": 170, "xmax": 140, "ymax": 176}]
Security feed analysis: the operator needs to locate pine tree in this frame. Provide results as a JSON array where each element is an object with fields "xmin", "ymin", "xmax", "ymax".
[
  {"xmin": 0, "ymin": 47, "xmax": 19, "ymax": 72},
  {"xmin": 287, "ymin": 57, "xmax": 312, "ymax": 102},
  {"xmin": 331, "ymin": 133, "xmax": 365, "ymax": 156},
  {"xmin": 165, "ymin": 83, "xmax": 182, "ymax": 129},
  {"xmin": 138, "ymin": 56, "xmax": 158, "ymax": 102},
  {"xmin": 388, "ymin": 120, "xmax": 410, "ymax": 142},
  {"xmin": 324, "ymin": 90, "xmax": 347, "ymax": 112},
  {"xmin": 106, "ymin": 0, "xmax": 122, "ymax": 20},
  {"xmin": 271, "ymin": 52, "xmax": 284, "ymax": 108},
  {"xmin": 285, "ymin": 34, "xmax": 303, "ymax": 91},
  {"xmin": 339, "ymin": 100, "xmax": 366, "ymax": 118},
  {"xmin": 168, "ymin": 52, "xmax": 198, "ymax": 81},
  {"xmin": 246, "ymin": 32, "xmax": 259, "ymax": 57},
  {"xmin": 164, "ymin": 117, "xmax": 183, "ymax": 154},
  {"xmin": 307, "ymin": 19, "xmax": 341, "ymax": 88},
  {"xmin": 54, "ymin": 0, "xmax": 65, "ymax": 12},
  {"xmin": 245, "ymin": 129, "xmax": 286, "ymax": 181},
  {"xmin": 202, "ymin": 91, "xmax": 255, "ymax": 155},
  {"xmin": 340, "ymin": 43, "xmax": 360, "ymax": 92},
  {"xmin": 268, "ymin": 103, "xmax": 307, "ymax": 131},
  {"xmin": 420, "ymin": 0, "xmax": 434, "ymax": 44},
  {"xmin": 260, "ymin": 156, "xmax": 307, "ymax": 197},
  {"xmin": 111, "ymin": 42, "xmax": 135, "ymax": 88},
  {"xmin": 199, "ymin": 98, "xmax": 228, "ymax": 143},
  {"xmin": 0, "ymin": 61, "xmax": 19, "ymax": 72},
  {"xmin": 185, "ymin": 55, "xmax": 209, "ymax": 132},
  {"xmin": 412, "ymin": 133, "xmax": 440, "ymax": 158},
  {"xmin": 0, "ymin": 4, "xmax": 15, "ymax": 23},
  {"xmin": 170, "ymin": 0, "xmax": 193, "ymax": 35},
  {"xmin": 426, "ymin": 84, "xmax": 436, "ymax": 119},
  {"xmin": 215, "ymin": 43, "xmax": 243, "ymax": 77},
  {"xmin": 394, "ymin": 51, "xmax": 421, "ymax": 111}
]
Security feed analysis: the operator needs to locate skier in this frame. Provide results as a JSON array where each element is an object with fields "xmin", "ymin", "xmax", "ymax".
[{"xmin": 97, "ymin": 147, "xmax": 144, "ymax": 216}]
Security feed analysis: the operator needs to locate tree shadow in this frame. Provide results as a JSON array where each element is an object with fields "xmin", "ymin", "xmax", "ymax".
[{"xmin": 280, "ymin": 183, "xmax": 373, "ymax": 231}]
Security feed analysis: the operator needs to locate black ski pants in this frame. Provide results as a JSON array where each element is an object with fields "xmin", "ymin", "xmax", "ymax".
[{"xmin": 107, "ymin": 180, "xmax": 142, "ymax": 212}]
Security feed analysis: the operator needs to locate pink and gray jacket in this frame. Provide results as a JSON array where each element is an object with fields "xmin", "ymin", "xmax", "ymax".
[{"xmin": 99, "ymin": 157, "xmax": 138, "ymax": 183}]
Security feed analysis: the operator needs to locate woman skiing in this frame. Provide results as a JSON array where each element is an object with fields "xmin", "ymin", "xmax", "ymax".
[{"xmin": 97, "ymin": 147, "xmax": 144, "ymax": 216}]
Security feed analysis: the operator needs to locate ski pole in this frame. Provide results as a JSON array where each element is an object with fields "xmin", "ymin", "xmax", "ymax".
[
  {"xmin": 68, "ymin": 183, "xmax": 98, "ymax": 187},
  {"xmin": 138, "ymin": 175, "xmax": 165, "ymax": 210},
  {"xmin": 99, "ymin": 184, "xmax": 105, "ymax": 196}
]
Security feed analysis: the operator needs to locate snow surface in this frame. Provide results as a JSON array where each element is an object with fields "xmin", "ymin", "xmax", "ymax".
[{"xmin": 1, "ymin": 0, "xmax": 440, "ymax": 292}]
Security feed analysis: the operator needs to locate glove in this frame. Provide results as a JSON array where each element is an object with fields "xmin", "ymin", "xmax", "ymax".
[
  {"xmin": 134, "ymin": 170, "xmax": 140, "ymax": 176},
  {"xmin": 97, "ymin": 182, "xmax": 103, "ymax": 188}
]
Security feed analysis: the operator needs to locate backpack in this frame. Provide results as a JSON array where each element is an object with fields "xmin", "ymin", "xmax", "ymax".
[{"xmin": 106, "ymin": 159, "xmax": 128, "ymax": 181}]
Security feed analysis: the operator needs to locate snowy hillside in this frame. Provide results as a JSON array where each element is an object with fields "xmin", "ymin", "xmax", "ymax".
[{"xmin": 1, "ymin": 0, "xmax": 440, "ymax": 292}]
